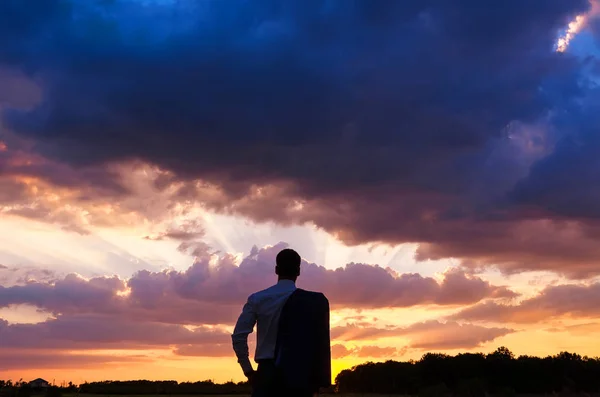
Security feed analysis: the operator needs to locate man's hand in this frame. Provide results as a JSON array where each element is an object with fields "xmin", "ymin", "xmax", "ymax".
[{"xmin": 244, "ymin": 369, "xmax": 256, "ymax": 385}]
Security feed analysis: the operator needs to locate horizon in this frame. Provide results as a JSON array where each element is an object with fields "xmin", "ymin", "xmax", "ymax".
[
  {"xmin": 4, "ymin": 346, "xmax": 598, "ymax": 386},
  {"xmin": 2, "ymin": 0, "xmax": 600, "ymax": 385}
]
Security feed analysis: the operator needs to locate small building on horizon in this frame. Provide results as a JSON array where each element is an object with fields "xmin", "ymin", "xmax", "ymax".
[{"xmin": 29, "ymin": 379, "xmax": 50, "ymax": 389}]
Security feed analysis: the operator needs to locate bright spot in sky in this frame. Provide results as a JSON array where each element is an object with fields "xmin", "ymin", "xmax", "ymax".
[
  {"xmin": 557, "ymin": 15, "xmax": 587, "ymax": 52},
  {"xmin": 556, "ymin": 0, "xmax": 600, "ymax": 53}
]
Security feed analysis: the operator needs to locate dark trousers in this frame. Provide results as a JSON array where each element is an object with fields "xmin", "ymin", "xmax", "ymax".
[{"xmin": 252, "ymin": 360, "xmax": 313, "ymax": 397}]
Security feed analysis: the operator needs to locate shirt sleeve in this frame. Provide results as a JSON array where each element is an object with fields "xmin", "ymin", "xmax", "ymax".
[{"xmin": 231, "ymin": 294, "xmax": 258, "ymax": 375}]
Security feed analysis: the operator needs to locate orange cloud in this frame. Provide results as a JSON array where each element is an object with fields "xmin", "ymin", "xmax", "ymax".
[
  {"xmin": 332, "ymin": 320, "xmax": 514, "ymax": 350},
  {"xmin": 332, "ymin": 344, "xmax": 404, "ymax": 359},
  {"xmin": 451, "ymin": 281, "xmax": 600, "ymax": 323},
  {"xmin": 0, "ymin": 316, "xmax": 231, "ymax": 352}
]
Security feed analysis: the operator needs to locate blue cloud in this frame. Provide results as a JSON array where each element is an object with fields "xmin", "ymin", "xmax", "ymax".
[
  {"xmin": 511, "ymin": 83, "xmax": 600, "ymax": 219},
  {"xmin": 1, "ymin": 0, "xmax": 588, "ymax": 170}
]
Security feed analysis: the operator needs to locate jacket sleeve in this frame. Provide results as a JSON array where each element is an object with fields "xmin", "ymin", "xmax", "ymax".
[{"xmin": 316, "ymin": 293, "xmax": 332, "ymax": 387}]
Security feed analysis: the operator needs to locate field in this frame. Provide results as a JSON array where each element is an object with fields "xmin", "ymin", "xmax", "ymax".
[
  {"xmin": 70, "ymin": 393, "xmax": 406, "ymax": 397},
  {"xmin": 47, "ymin": 391, "xmax": 600, "ymax": 397},
  {"xmin": 63, "ymin": 392, "xmax": 414, "ymax": 396},
  {"xmin": 65, "ymin": 393, "xmax": 406, "ymax": 397}
]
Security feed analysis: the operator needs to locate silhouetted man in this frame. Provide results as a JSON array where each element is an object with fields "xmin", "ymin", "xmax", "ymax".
[{"xmin": 232, "ymin": 248, "xmax": 331, "ymax": 397}]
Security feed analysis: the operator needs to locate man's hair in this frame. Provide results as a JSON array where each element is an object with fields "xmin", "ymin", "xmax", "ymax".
[{"xmin": 276, "ymin": 248, "xmax": 301, "ymax": 278}]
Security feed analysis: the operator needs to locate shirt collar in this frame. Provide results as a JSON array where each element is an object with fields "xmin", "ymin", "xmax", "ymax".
[{"xmin": 277, "ymin": 279, "xmax": 296, "ymax": 288}]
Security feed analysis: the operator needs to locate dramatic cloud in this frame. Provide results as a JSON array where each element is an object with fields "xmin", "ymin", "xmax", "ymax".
[
  {"xmin": 451, "ymin": 281, "xmax": 600, "ymax": 323},
  {"xmin": 0, "ymin": 150, "xmax": 170, "ymax": 233},
  {"xmin": 0, "ymin": 243, "xmax": 517, "ymax": 326},
  {"xmin": 1, "ymin": 0, "xmax": 599, "ymax": 278},
  {"xmin": 0, "ymin": 315, "xmax": 234, "ymax": 357},
  {"xmin": 332, "ymin": 320, "xmax": 515, "ymax": 350},
  {"xmin": 0, "ymin": 262, "xmax": 511, "ymax": 359}
]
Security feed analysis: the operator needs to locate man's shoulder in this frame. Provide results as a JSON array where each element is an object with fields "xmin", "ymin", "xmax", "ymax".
[
  {"xmin": 248, "ymin": 283, "xmax": 280, "ymax": 300},
  {"xmin": 292, "ymin": 289, "xmax": 329, "ymax": 302},
  {"xmin": 295, "ymin": 288, "xmax": 325, "ymax": 296}
]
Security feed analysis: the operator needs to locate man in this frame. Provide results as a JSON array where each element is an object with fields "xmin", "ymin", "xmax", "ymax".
[{"xmin": 231, "ymin": 248, "xmax": 331, "ymax": 397}]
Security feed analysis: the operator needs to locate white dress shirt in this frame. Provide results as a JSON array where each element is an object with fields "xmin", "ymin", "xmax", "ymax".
[{"xmin": 231, "ymin": 279, "xmax": 297, "ymax": 374}]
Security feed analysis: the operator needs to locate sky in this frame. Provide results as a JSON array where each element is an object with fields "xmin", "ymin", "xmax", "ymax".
[{"xmin": 2, "ymin": 0, "xmax": 600, "ymax": 385}]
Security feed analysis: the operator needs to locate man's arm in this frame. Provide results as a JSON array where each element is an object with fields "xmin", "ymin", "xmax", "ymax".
[{"xmin": 231, "ymin": 295, "xmax": 258, "ymax": 377}]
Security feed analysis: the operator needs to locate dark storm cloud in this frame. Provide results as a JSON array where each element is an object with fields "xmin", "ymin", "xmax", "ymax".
[
  {"xmin": 1, "ymin": 0, "xmax": 587, "ymax": 176},
  {"xmin": 1, "ymin": 0, "xmax": 599, "ymax": 276},
  {"xmin": 510, "ymin": 85, "xmax": 600, "ymax": 220}
]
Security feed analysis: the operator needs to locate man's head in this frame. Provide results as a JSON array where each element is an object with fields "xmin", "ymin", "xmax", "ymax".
[{"xmin": 275, "ymin": 248, "xmax": 301, "ymax": 281}]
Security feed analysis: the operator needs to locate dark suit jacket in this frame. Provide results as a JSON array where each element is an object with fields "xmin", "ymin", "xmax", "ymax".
[{"xmin": 274, "ymin": 289, "xmax": 331, "ymax": 393}]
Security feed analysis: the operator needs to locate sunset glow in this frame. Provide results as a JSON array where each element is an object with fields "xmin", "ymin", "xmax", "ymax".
[{"xmin": 2, "ymin": 0, "xmax": 600, "ymax": 386}]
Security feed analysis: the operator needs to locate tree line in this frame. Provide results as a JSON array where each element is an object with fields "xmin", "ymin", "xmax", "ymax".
[
  {"xmin": 1, "ymin": 347, "xmax": 599, "ymax": 395},
  {"xmin": 336, "ymin": 347, "xmax": 600, "ymax": 395},
  {"xmin": 0, "ymin": 380, "xmax": 254, "ymax": 396}
]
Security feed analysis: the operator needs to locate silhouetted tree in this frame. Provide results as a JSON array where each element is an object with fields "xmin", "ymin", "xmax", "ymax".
[{"xmin": 335, "ymin": 347, "xmax": 600, "ymax": 394}]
